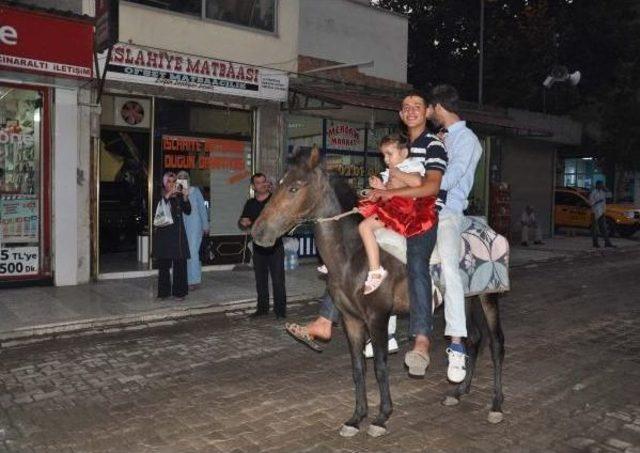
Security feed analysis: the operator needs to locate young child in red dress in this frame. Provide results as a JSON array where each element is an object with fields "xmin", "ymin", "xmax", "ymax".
[{"xmin": 358, "ymin": 134, "xmax": 437, "ymax": 294}]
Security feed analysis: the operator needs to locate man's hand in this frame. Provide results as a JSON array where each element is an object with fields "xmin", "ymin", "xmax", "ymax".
[
  {"xmin": 369, "ymin": 175, "xmax": 385, "ymax": 190},
  {"xmin": 239, "ymin": 217, "xmax": 252, "ymax": 229},
  {"xmin": 203, "ymin": 230, "xmax": 209, "ymax": 237},
  {"xmin": 367, "ymin": 189, "xmax": 394, "ymax": 202},
  {"xmin": 388, "ymin": 167, "xmax": 402, "ymax": 179}
]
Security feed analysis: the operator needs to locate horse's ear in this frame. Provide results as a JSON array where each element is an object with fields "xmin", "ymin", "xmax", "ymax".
[{"xmin": 308, "ymin": 145, "xmax": 320, "ymax": 169}]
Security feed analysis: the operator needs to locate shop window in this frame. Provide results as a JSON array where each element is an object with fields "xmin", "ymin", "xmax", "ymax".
[
  {"xmin": 0, "ymin": 86, "xmax": 43, "ymax": 278},
  {"xmin": 562, "ymin": 157, "xmax": 606, "ymax": 190},
  {"xmin": 127, "ymin": 0, "xmax": 202, "ymax": 17},
  {"xmin": 154, "ymin": 99, "xmax": 253, "ymax": 237},
  {"xmin": 325, "ymin": 120, "xmax": 368, "ymax": 190},
  {"xmin": 366, "ymin": 127, "xmax": 392, "ymax": 180},
  {"xmin": 206, "ymin": 0, "xmax": 276, "ymax": 32}
]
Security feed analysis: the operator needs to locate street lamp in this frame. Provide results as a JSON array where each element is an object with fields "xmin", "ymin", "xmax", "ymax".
[{"xmin": 542, "ymin": 65, "xmax": 581, "ymax": 112}]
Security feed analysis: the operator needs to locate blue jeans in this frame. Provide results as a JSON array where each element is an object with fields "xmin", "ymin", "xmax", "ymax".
[
  {"xmin": 319, "ymin": 290, "xmax": 341, "ymax": 323},
  {"xmin": 319, "ymin": 226, "xmax": 437, "ymax": 335},
  {"xmin": 407, "ymin": 227, "xmax": 438, "ymax": 337}
]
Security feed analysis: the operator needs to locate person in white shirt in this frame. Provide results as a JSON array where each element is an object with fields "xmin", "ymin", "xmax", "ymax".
[
  {"xmin": 588, "ymin": 181, "xmax": 614, "ymax": 248},
  {"xmin": 520, "ymin": 205, "xmax": 543, "ymax": 246},
  {"xmin": 428, "ymin": 85, "xmax": 483, "ymax": 384}
]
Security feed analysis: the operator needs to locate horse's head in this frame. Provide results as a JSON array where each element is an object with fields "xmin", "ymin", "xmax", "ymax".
[{"xmin": 252, "ymin": 146, "xmax": 328, "ymax": 247}]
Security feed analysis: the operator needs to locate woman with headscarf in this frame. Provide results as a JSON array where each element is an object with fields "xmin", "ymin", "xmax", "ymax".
[
  {"xmin": 176, "ymin": 170, "xmax": 209, "ymax": 290},
  {"xmin": 153, "ymin": 171, "xmax": 191, "ymax": 300}
]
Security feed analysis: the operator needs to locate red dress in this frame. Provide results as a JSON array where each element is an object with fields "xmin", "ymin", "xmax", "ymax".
[{"xmin": 358, "ymin": 195, "xmax": 437, "ymax": 237}]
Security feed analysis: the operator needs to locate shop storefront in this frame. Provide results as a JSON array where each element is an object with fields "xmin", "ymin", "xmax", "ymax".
[
  {"xmin": 0, "ymin": 4, "xmax": 93, "ymax": 286},
  {"xmin": 97, "ymin": 43, "xmax": 287, "ymax": 276}
]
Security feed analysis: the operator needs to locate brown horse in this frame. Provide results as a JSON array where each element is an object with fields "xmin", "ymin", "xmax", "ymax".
[{"xmin": 252, "ymin": 147, "xmax": 505, "ymax": 437}]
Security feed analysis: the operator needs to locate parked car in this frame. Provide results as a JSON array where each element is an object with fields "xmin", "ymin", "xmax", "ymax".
[{"xmin": 554, "ymin": 187, "xmax": 640, "ymax": 237}]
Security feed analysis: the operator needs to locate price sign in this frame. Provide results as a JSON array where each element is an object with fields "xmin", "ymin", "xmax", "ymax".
[{"xmin": 0, "ymin": 246, "xmax": 38, "ymax": 276}]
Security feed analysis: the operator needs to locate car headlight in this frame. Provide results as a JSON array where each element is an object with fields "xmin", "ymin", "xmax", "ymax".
[{"xmin": 624, "ymin": 210, "xmax": 636, "ymax": 219}]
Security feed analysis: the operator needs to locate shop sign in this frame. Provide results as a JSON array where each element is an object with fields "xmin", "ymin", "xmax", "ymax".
[
  {"xmin": 162, "ymin": 135, "xmax": 247, "ymax": 172},
  {"xmin": 94, "ymin": 0, "xmax": 119, "ymax": 53},
  {"xmin": 0, "ymin": 195, "xmax": 39, "ymax": 243},
  {"xmin": 0, "ymin": 246, "xmax": 38, "ymax": 276},
  {"xmin": 100, "ymin": 44, "xmax": 288, "ymax": 102},
  {"xmin": 0, "ymin": 5, "xmax": 94, "ymax": 79},
  {"xmin": 327, "ymin": 123, "xmax": 363, "ymax": 151}
]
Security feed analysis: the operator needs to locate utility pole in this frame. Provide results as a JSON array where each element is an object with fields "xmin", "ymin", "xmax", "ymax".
[{"xmin": 478, "ymin": 0, "xmax": 485, "ymax": 107}]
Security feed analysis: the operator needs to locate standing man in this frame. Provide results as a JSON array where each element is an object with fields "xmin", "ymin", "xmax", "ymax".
[
  {"xmin": 239, "ymin": 173, "xmax": 287, "ymax": 319},
  {"xmin": 520, "ymin": 205, "xmax": 544, "ymax": 246},
  {"xmin": 428, "ymin": 85, "xmax": 483, "ymax": 383},
  {"xmin": 589, "ymin": 181, "xmax": 614, "ymax": 248}
]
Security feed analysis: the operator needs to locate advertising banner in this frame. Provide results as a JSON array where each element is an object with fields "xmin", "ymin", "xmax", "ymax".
[
  {"xmin": 99, "ymin": 43, "xmax": 288, "ymax": 101},
  {"xmin": 0, "ymin": 195, "xmax": 39, "ymax": 243},
  {"xmin": 0, "ymin": 4, "xmax": 93, "ymax": 79}
]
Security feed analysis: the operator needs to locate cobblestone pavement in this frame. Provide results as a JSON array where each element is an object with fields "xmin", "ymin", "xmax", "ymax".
[{"xmin": 0, "ymin": 249, "xmax": 639, "ymax": 452}]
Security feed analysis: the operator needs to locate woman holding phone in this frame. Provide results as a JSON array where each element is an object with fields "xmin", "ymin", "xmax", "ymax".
[{"xmin": 153, "ymin": 171, "xmax": 191, "ymax": 300}]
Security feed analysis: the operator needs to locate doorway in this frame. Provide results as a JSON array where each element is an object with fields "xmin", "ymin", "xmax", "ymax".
[{"xmin": 98, "ymin": 129, "xmax": 150, "ymax": 273}]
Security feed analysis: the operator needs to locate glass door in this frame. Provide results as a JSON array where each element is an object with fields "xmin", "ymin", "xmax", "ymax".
[{"xmin": 0, "ymin": 84, "xmax": 48, "ymax": 282}]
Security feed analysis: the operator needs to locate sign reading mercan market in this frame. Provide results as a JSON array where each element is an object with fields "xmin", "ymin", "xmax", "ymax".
[{"xmin": 101, "ymin": 44, "xmax": 288, "ymax": 102}]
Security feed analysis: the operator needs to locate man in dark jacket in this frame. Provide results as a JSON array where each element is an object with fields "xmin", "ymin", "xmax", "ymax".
[{"xmin": 239, "ymin": 173, "xmax": 287, "ymax": 319}]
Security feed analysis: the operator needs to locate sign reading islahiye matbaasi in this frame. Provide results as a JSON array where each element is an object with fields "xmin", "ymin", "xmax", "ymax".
[{"xmin": 100, "ymin": 44, "xmax": 288, "ymax": 102}]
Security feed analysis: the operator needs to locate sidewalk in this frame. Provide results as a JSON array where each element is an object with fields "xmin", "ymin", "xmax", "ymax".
[{"xmin": 0, "ymin": 234, "xmax": 637, "ymax": 345}]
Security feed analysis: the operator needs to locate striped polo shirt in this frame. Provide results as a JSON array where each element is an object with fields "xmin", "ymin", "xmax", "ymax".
[{"xmin": 408, "ymin": 130, "xmax": 448, "ymax": 210}]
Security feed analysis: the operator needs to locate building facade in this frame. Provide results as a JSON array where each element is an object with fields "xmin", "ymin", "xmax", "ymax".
[
  {"xmin": 94, "ymin": 0, "xmax": 295, "ymax": 278},
  {"xmin": 0, "ymin": 2, "xmax": 94, "ymax": 287}
]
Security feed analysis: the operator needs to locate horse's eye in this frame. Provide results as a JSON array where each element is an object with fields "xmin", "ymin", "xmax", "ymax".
[{"xmin": 289, "ymin": 180, "xmax": 304, "ymax": 193}]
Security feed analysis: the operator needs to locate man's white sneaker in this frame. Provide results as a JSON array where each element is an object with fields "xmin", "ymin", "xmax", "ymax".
[
  {"xmin": 446, "ymin": 347, "xmax": 467, "ymax": 383},
  {"xmin": 364, "ymin": 336, "xmax": 399, "ymax": 358},
  {"xmin": 317, "ymin": 264, "xmax": 328, "ymax": 274}
]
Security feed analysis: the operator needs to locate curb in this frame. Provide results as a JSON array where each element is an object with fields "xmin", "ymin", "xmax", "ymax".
[{"xmin": 0, "ymin": 295, "xmax": 319, "ymax": 348}]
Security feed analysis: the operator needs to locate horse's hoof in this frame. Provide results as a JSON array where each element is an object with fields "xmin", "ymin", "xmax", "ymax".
[
  {"xmin": 442, "ymin": 396, "xmax": 460, "ymax": 407},
  {"xmin": 487, "ymin": 411, "xmax": 504, "ymax": 424},
  {"xmin": 367, "ymin": 424, "xmax": 388, "ymax": 438},
  {"xmin": 339, "ymin": 425, "xmax": 360, "ymax": 437}
]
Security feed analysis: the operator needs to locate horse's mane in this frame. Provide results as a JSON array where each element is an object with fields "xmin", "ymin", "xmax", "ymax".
[
  {"xmin": 288, "ymin": 148, "xmax": 359, "ymax": 213},
  {"xmin": 328, "ymin": 172, "xmax": 359, "ymax": 213}
]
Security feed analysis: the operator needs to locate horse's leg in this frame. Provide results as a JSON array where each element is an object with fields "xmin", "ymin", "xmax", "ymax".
[
  {"xmin": 480, "ymin": 293, "xmax": 505, "ymax": 424},
  {"xmin": 339, "ymin": 312, "xmax": 368, "ymax": 437},
  {"xmin": 367, "ymin": 312, "xmax": 392, "ymax": 437},
  {"xmin": 443, "ymin": 295, "xmax": 482, "ymax": 406}
]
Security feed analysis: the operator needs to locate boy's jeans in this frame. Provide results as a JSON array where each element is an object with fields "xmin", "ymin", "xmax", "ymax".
[
  {"xmin": 407, "ymin": 227, "xmax": 438, "ymax": 337},
  {"xmin": 437, "ymin": 213, "xmax": 468, "ymax": 338}
]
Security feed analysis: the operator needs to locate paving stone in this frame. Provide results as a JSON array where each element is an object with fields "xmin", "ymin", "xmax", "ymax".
[
  {"xmin": 607, "ymin": 438, "xmax": 634, "ymax": 450},
  {"xmin": 0, "ymin": 251, "xmax": 639, "ymax": 451}
]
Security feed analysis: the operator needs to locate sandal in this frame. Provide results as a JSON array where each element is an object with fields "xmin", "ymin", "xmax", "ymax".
[
  {"xmin": 404, "ymin": 350, "xmax": 431, "ymax": 378},
  {"xmin": 363, "ymin": 267, "xmax": 388, "ymax": 295},
  {"xmin": 317, "ymin": 264, "xmax": 328, "ymax": 274},
  {"xmin": 284, "ymin": 323, "xmax": 327, "ymax": 352}
]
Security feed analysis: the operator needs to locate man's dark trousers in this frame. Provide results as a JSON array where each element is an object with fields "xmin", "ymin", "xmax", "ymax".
[
  {"xmin": 252, "ymin": 243, "xmax": 286, "ymax": 316},
  {"xmin": 592, "ymin": 214, "xmax": 612, "ymax": 247}
]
